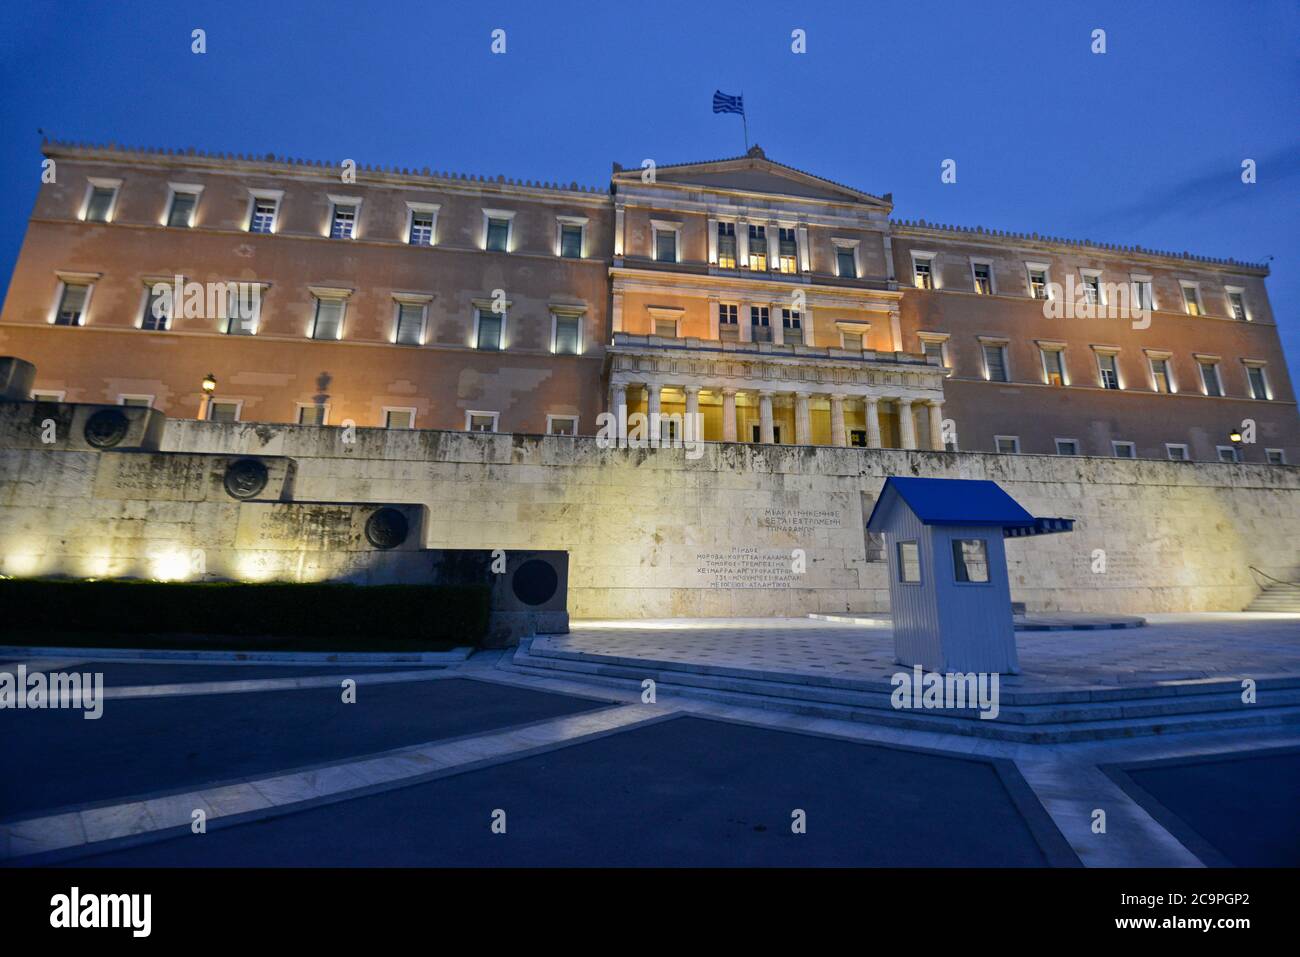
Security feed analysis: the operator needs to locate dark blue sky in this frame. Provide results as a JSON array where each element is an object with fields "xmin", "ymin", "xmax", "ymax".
[{"xmin": 2, "ymin": 0, "xmax": 1296, "ymax": 379}]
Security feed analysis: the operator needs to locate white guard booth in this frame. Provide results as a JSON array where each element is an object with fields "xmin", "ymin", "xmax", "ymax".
[{"xmin": 865, "ymin": 476, "xmax": 1074, "ymax": 675}]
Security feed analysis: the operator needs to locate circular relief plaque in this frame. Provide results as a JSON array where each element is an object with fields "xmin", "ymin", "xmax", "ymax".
[
  {"xmin": 511, "ymin": 558, "xmax": 559, "ymax": 607},
  {"xmin": 365, "ymin": 507, "xmax": 409, "ymax": 550},
  {"xmin": 223, "ymin": 458, "xmax": 270, "ymax": 500},
  {"xmin": 83, "ymin": 408, "xmax": 130, "ymax": 448}
]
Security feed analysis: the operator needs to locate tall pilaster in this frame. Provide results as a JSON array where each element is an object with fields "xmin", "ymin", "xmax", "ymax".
[{"xmin": 830, "ymin": 394, "xmax": 847, "ymax": 447}]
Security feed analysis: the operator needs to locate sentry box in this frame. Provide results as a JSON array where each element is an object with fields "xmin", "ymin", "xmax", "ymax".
[{"xmin": 866, "ymin": 477, "xmax": 1074, "ymax": 675}]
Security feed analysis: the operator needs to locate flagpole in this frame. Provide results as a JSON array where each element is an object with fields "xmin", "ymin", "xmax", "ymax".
[{"xmin": 741, "ymin": 91, "xmax": 748, "ymax": 151}]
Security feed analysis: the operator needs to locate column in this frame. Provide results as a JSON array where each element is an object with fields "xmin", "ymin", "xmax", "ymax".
[
  {"xmin": 708, "ymin": 297, "xmax": 720, "ymax": 341},
  {"xmin": 759, "ymin": 391, "xmax": 775, "ymax": 444},
  {"xmin": 611, "ymin": 290, "xmax": 624, "ymax": 333},
  {"xmin": 685, "ymin": 386, "xmax": 701, "ymax": 443},
  {"xmin": 802, "ymin": 305, "xmax": 815, "ymax": 347},
  {"xmin": 609, "ymin": 382, "xmax": 627, "ymax": 416},
  {"xmin": 797, "ymin": 225, "xmax": 811, "ymax": 272},
  {"xmin": 794, "ymin": 392, "xmax": 812, "ymax": 446},
  {"xmin": 722, "ymin": 388, "xmax": 738, "ymax": 442},
  {"xmin": 899, "ymin": 398, "xmax": 917, "ymax": 450},
  {"xmin": 646, "ymin": 383, "xmax": 661, "ymax": 447},
  {"xmin": 865, "ymin": 396, "xmax": 882, "ymax": 449},
  {"xmin": 736, "ymin": 220, "xmax": 749, "ymax": 268},
  {"xmin": 707, "ymin": 217, "xmax": 719, "ymax": 265},
  {"xmin": 929, "ymin": 400, "xmax": 945, "ymax": 451},
  {"xmin": 738, "ymin": 300, "xmax": 752, "ymax": 342},
  {"xmin": 766, "ymin": 226, "xmax": 780, "ymax": 273},
  {"xmin": 771, "ymin": 300, "xmax": 784, "ymax": 346},
  {"xmin": 613, "ymin": 207, "xmax": 625, "ymax": 258},
  {"xmin": 830, "ymin": 394, "xmax": 847, "ymax": 447}
]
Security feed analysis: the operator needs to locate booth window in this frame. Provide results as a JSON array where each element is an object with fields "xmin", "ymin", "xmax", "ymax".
[
  {"xmin": 897, "ymin": 541, "xmax": 921, "ymax": 583},
  {"xmin": 952, "ymin": 539, "xmax": 990, "ymax": 583}
]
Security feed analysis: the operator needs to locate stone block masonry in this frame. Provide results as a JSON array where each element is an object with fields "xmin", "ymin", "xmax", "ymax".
[{"xmin": 156, "ymin": 420, "xmax": 1299, "ymax": 618}]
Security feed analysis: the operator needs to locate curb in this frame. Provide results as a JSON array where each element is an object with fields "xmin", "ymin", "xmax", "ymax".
[
  {"xmin": 807, "ymin": 613, "xmax": 1147, "ymax": 631},
  {"xmin": 0, "ymin": 645, "xmax": 474, "ymax": 665}
]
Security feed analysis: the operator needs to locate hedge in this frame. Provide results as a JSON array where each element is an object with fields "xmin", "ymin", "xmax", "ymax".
[{"xmin": 0, "ymin": 579, "xmax": 490, "ymax": 645}]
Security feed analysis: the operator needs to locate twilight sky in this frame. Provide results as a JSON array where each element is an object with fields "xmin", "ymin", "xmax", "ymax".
[{"xmin": 1, "ymin": 0, "xmax": 1296, "ymax": 381}]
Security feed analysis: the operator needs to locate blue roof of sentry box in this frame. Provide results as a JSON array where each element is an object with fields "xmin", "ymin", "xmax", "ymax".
[{"xmin": 865, "ymin": 477, "xmax": 1038, "ymax": 530}]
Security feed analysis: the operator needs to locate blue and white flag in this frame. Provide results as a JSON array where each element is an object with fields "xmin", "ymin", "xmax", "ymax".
[{"xmin": 712, "ymin": 91, "xmax": 744, "ymax": 115}]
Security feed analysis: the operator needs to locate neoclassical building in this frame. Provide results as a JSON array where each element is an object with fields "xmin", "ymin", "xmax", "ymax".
[{"xmin": 1, "ymin": 139, "xmax": 1295, "ymax": 462}]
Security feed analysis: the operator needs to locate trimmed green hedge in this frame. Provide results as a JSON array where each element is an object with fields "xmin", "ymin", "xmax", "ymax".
[{"xmin": 0, "ymin": 579, "xmax": 490, "ymax": 645}]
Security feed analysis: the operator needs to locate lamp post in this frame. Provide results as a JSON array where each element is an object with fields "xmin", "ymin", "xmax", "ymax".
[
  {"xmin": 1229, "ymin": 428, "xmax": 1243, "ymax": 463},
  {"xmin": 199, "ymin": 373, "xmax": 217, "ymax": 421}
]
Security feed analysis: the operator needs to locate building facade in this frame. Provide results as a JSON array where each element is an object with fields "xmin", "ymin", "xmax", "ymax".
[{"xmin": 1, "ymin": 140, "xmax": 1295, "ymax": 463}]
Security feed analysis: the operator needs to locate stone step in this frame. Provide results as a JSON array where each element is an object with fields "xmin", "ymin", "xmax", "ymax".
[{"xmin": 1244, "ymin": 583, "xmax": 1300, "ymax": 613}]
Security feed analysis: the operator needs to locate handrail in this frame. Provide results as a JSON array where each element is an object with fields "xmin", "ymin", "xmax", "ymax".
[{"xmin": 1248, "ymin": 565, "xmax": 1300, "ymax": 588}]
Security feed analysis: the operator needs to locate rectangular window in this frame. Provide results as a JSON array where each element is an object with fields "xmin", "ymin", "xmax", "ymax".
[
  {"xmin": 1217, "ymin": 446, "xmax": 1239, "ymax": 463},
  {"xmin": 167, "ymin": 192, "xmax": 198, "ymax": 228},
  {"xmin": 1266, "ymin": 449, "xmax": 1286, "ymax": 465},
  {"xmin": 952, "ymin": 539, "xmax": 989, "ymax": 583},
  {"xmin": 31, "ymin": 391, "xmax": 64, "ymax": 403},
  {"xmin": 842, "ymin": 332, "xmax": 864, "ymax": 351},
  {"xmin": 297, "ymin": 405, "xmax": 326, "ymax": 426},
  {"xmin": 311, "ymin": 298, "xmax": 345, "ymax": 340},
  {"xmin": 1182, "ymin": 283, "xmax": 1202, "ymax": 316},
  {"xmin": 897, "ymin": 541, "xmax": 921, "ymax": 583},
  {"xmin": 1131, "ymin": 278, "xmax": 1153, "ymax": 310},
  {"xmin": 717, "ymin": 222, "xmax": 736, "ymax": 269},
  {"xmin": 1041, "ymin": 349, "xmax": 1065, "ymax": 386},
  {"xmin": 554, "ymin": 314, "xmax": 580, "ymax": 355},
  {"xmin": 750, "ymin": 306, "xmax": 771, "ymax": 343},
  {"xmin": 747, "ymin": 225, "xmax": 767, "ymax": 270},
  {"xmin": 330, "ymin": 203, "xmax": 357, "ymax": 239},
  {"xmin": 983, "ymin": 343, "xmax": 1008, "ymax": 382},
  {"xmin": 486, "ymin": 217, "xmax": 511, "ymax": 253},
  {"xmin": 778, "ymin": 228, "xmax": 798, "ymax": 273},
  {"xmin": 1227, "ymin": 290, "xmax": 1247, "ymax": 321},
  {"xmin": 921, "ymin": 339, "xmax": 945, "ymax": 365},
  {"xmin": 913, "ymin": 256, "xmax": 933, "ymax": 289},
  {"xmin": 1055, "ymin": 438, "xmax": 1079, "ymax": 456},
  {"xmin": 394, "ymin": 302, "xmax": 424, "ymax": 346},
  {"xmin": 972, "ymin": 262, "xmax": 993, "ymax": 295},
  {"xmin": 719, "ymin": 303, "xmax": 738, "ymax": 325},
  {"xmin": 1082, "ymin": 273, "xmax": 1102, "ymax": 305},
  {"xmin": 1199, "ymin": 360, "xmax": 1222, "ymax": 397},
  {"xmin": 1112, "ymin": 441, "xmax": 1136, "ymax": 459},
  {"xmin": 85, "ymin": 186, "xmax": 116, "ymax": 223},
  {"xmin": 1246, "ymin": 365, "xmax": 1269, "ymax": 400},
  {"xmin": 141, "ymin": 287, "xmax": 171, "ymax": 331},
  {"xmin": 1166, "ymin": 444, "xmax": 1189, "ymax": 461},
  {"xmin": 467, "ymin": 412, "xmax": 497, "ymax": 433},
  {"xmin": 118, "ymin": 395, "xmax": 153, "ymax": 408},
  {"xmin": 207, "ymin": 400, "xmax": 240, "ymax": 423},
  {"xmin": 408, "ymin": 210, "xmax": 434, "ymax": 246},
  {"xmin": 654, "ymin": 318, "xmax": 677, "ymax": 338},
  {"xmin": 781, "ymin": 309, "xmax": 802, "ymax": 345},
  {"xmin": 476, "ymin": 309, "xmax": 503, "ymax": 350},
  {"xmin": 995, "ymin": 435, "xmax": 1020, "ymax": 454},
  {"xmin": 1149, "ymin": 357, "xmax": 1172, "ymax": 393},
  {"xmin": 850, "ymin": 429, "xmax": 868, "ymax": 447},
  {"xmin": 384, "ymin": 409, "xmax": 415, "ymax": 430},
  {"xmin": 560, "ymin": 224, "xmax": 583, "ymax": 259},
  {"xmin": 1097, "ymin": 353, "xmax": 1120, "ymax": 390},
  {"xmin": 249, "ymin": 198, "xmax": 277, "ymax": 233},
  {"xmin": 654, "ymin": 228, "xmax": 677, "ymax": 263},
  {"xmin": 836, "ymin": 246, "xmax": 857, "ymax": 279},
  {"xmin": 547, "ymin": 415, "xmax": 578, "ymax": 436},
  {"xmin": 1027, "ymin": 266, "xmax": 1049, "ymax": 300},
  {"xmin": 55, "ymin": 283, "xmax": 89, "ymax": 325}
]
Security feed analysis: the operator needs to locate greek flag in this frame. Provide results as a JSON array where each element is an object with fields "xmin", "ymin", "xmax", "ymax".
[{"xmin": 712, "ymin": 91, "xmax": 744, "ymax": 115}]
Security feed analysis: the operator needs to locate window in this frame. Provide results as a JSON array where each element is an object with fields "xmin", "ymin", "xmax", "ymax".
[
  {"xmin": 393, "ymin": 302, "xmax": 425, "ymax": 346},
  {"xmin": 717, "ymin": 222, "xmax": 736, "ymax": 269},
  {"xmin": 920, "ymin": 337, "xmax": 947, "ymax": 366},
  {"xmin": 466, "ymin": 411, "xmax": 498, "ymax": 433},
  {"xmin": 408, "ymin": 208, "xmax": 435, "ymax": 246},
  {"xmin": 329, "ymin": 201, "xmax": 358, "ymax": 239},
  {"xmin": 166, "ymin": 190, "xmax": 199, "ymax": 228},
  {"xmin": 842, "ymin": 332, "xmax": 863, "ymax": 351},
  {"xmin": 750, "ymin": 306, "xmax": 771, "ymax": 343},
  {"xmin": 781, "ymin": 309, "xmax": 802, "ymax": 346},
  {"xmin": 1245, "ymin": 364, "xmax": 1270, "ymax": 400},
  {"xmin": 141, "ymin": 286, "xmax": 171, "ymax": 331},
  {"xmin": 971, "ymin": 262, "xmax": 993, "ymax": 295},
  {"xmin": 897, "ymin": 541, "xmax": 921, "ymax": 583},
  {"xmin": 850, "ymin": 430, "xmax": 868, "ymax": 447},
  {"xmin": 1130, "ymin": 275, "xmax": 1154, "ymax": 311},
  {"xmin": 719, "ymin": 303, "xmax": 738, "ymax": 325},
  {"xmin": 547, "ymin": 415, "xmax": 578, "ymax": 436},
  {"xmin": 297, "ymin": 405, "xmax": 326, "ymax": 426},
  {"xmin": 553, "ymin": 313, "xmax": 581, "ymax": 355},
  {"xmin": 912, "ymin": 255, "xmax": 934, "ymax": 289},
  {"xmin": 222, "ymin": 283, "xmax": 261, "ymax": 335},
  {"xmin": 982, "ymin": 342, "xmax": 1008, "ymax": 382},
  {"xmin": 207, "ymin": 400, "xmax": 241, "ymax": 423},
  {"xmin": 384, "ymin": 408, "xmax": 415, "ymax": 430},
  {"xmin": 1266, "ymin": 449, "xmax": 1286, "ymax": 465},
  {"xmin": 1225, "ymin": 287, "xmax": 1249, "ymax": 321},
  {"xmin": 747, "ymin": 225, "xmax": 767, "ymax": 270},
  {"xmin": 865, "ymin": 532, "xmax": 886, "ymax": 563},
  {"xmin": 777, "ymin": 228, "xmax": 798, "ymax": 273},
  {"xmin": 1181, "ymin": 282, "xmax": 1203, "ymax": 316},
  {"xmin": 559, "ymin": 223, "xmax": 583, "ymax": 259},
  {"xmin": 247, "ymin": 191, "xmax": 281, "ymax": 233},
  {"xmin": 118, "ymin": 395, "xmax": 153, "ymax": 408},
  {"xmin": 1217, "ymin": 446, "xmax": 1240, "ymax": 463},
  {"xmin": 951, "ymin": 539, "xmax": 989, "ymax": 583},
  {"xmin": 54, "ymin": 283, "xmax": 90, "ymax": 326},
  {"xmin": 1198, "ymin": 359, "xmax": 1222, "ymax": 397},
  {"xmin": 1149, "ymin": 356, "xmax": 1173, "ymax": 393},
  {"xmin": 31, "ymin": 391, "xmax": 65, "ymax": 403},
  {"xmin": 654, "ymin": 318, "xmax": 678, "ymax": 338},
  {"xmin": 485, "ymin": 217, "xmax": 511, "ymax": 253},
  {"xmin": 1097, "ymin": 352, "xmax": 1120, "ymax": 390},
  {"xmin": 1081, "ymin": 271, "xmax": 1102, "ymax": 306},
  {"xmin": 1166, "ymin": 444, "xmax": 1189, "ymax": 461},
  {"xmin": 654, "ymin": 226, "xmax": 678, "ymax": 263},
  {"xmin": 1055, "ymin": 438, "xmax": 1079, "ymax": 456},
  {"xmin": 475, "ymin": 307, "xmax": 504, "ymax": 351},
  {"xmin": 83, "ymin": 180, "xmax": 119, "ymax": 223},
  {"xmin": 311, "ymin": 297, "xmax": 346, "ymax": 340},
  {"xmin": 836, "ymin": 246, "xmax": 857, "ymax": 279},
  {"xmin": 751, "ymin": 424, "xmax": 781, "ymax": 444},
  {"xmin": 995, "ymin": 435, "xmax": 1020, "ymax": 454},
  {"xmin": 1112, "ymin": 441, "xmax": 1136, "ymax": 459},
  {"xmin": 1041, "ymin": 348, "xmax": 1065, "ymax": 386},
  {"xmin": 1026, "ymin": 263, "xmax": 1050, "ymax": 300}
]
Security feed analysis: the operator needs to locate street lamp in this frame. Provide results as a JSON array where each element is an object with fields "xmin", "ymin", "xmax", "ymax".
[
  {"xmin": 1228, "ymin": 428, "xmax": 1243, "ymax": 463},
  {"xmin": 199, "ymin": 373, "xmax": 217, "ymax": 420}
]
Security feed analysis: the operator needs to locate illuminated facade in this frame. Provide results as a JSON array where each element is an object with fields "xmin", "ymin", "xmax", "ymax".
[{"xmin": 1, "ymin": 140, "xmax": 1295, "ymax": 462}]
